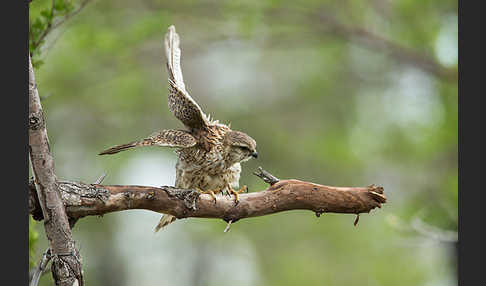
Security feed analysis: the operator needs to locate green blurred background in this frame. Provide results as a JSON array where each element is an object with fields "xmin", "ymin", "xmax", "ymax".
[{"xmin": 29, "ymin": 0, "xmax": 458, "ymax": 285}]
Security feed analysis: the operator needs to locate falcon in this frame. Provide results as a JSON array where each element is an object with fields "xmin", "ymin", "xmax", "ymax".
[{"xmin": 99, "ymin": 25, "xmax": 258, "ymax": 232}]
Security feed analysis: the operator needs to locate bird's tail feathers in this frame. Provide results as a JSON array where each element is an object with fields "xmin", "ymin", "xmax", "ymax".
[{"xmin": 154, "ymin": 214, "xmax": 177, "ymax": 233}]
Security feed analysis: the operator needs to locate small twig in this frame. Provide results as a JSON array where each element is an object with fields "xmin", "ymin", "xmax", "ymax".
[
  {"xmin": 253, "ymin": 167, "xmax": 280, "ymax": 185},
  {"xmin": 315, "ymin": 11, "xmax": 457, "ymax": 82},
  {"xmin": 94, "ymin": 172, "xmax": 107, "ymax": 184},
  {"xmin": 30, "ymin": 248, "xmax": 52, "ymax": 286},
  {"xmin": 39, "ymin": 92, "xmax": 53, "ymax": 101},
  {"xmin": 49, "ymin": 0, "xmax": 92, "ymax": 31},
  {"xmin": 354, "ymin": 214, "xmax": 360, "ymax": 226},
  {"xmin": 223, "ymin": 220, "xmax": 233, "ymax": 233},
  {"xmin": 31, "ymin": 0, "xmax": 93, "ymax": 51},
  {"xmin": 50, "ymin": 0, "xmax": 55, "ymax": 20}
]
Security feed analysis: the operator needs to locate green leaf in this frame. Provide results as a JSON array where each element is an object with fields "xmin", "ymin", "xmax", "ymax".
[
  {"xmin": 40, "ymin": 9, "xmax": 52, "ymax": 21},
  {"xmin": 54, "ymin": 0, "xmax": 66, "ymax": 12},
  {"xmin": 32, "ymin": 18, "xmax": 45, "ymax": 30},
  {"xmin": 65, "ymin": 1, "xmax": 75, "ymax": 14},
  {"xmin": 33, "ymin": 59, "xmax": 45, "ymax": 69}
]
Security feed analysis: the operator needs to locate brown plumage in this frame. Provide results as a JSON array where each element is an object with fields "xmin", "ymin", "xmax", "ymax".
[
  {"xmin": 98, "ymin": 130, "xmax": 197, "ymax": 155},
  {"xmin": 99, "ymin": 25, "xmax": 258, "ymax": 232}
]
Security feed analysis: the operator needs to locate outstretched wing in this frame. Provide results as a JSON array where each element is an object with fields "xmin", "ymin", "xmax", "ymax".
[
  {"xmin": 165, "ymin": 25, "xmax": 209, "ymax": 130},
  {"xmin": 99, "ymin": 129, "xmax": 197, "ymax": 155}
]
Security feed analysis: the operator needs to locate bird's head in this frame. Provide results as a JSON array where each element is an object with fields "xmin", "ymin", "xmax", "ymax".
[{"xmin": 224, "ymin": 130, "xmax": 258, "ymax": 164}]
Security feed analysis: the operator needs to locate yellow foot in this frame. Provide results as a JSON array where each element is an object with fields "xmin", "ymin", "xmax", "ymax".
[
  {"xmin": 229, "ymin": 185, "xmax": 247, "ymax": 206},
  {"xmin": 198, "ymin": 188, "xmax": 218, "ymax": 204}
]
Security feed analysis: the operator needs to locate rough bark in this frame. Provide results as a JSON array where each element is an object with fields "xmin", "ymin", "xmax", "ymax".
[
  {"xmin": 29, "ymin": 170, "xmax": 386, "ymax": 226},
  {"xmin": 29, "ymin": 55, "xmax": 83, "ymax": 286}
]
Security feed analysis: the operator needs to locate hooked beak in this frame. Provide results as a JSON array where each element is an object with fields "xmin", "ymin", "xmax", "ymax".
[{"xmin": 251, "ymin": 151, "xmax": 258, "ymax": 159}]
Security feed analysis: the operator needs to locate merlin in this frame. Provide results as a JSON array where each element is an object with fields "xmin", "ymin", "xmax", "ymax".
[{"xmin": 99, "ymin": 25, "xmax": 258, "ymax": 232}]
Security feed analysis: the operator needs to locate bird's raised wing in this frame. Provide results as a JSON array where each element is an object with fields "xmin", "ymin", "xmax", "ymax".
[
  {"xmin": 98, "ymin": 129, "xmax": 197, "ymax": 155},
  {"xmin": 165, "ymin": 25, "xmax": 209, "ymax": 130}
]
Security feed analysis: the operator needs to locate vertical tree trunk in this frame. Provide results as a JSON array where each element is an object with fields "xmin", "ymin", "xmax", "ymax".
[{"xmin": 29, "ymin": 55, "xmax": 83, "ymax": 286}]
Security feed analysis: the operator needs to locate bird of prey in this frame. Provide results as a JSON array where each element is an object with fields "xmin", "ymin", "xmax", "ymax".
[{"xmin": 99, "ymin": 25, "xmax": 258, "ymax": 232}]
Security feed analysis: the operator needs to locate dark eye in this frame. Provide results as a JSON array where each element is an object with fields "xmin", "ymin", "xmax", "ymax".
[{"xmin": 239, "ymin": 146, "xmax": 250, "ymax": 151}]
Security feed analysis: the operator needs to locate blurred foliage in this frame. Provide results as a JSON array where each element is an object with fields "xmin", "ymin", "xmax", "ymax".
[
  {"xmin": 29, "ymin": 217, "xmax": 39, "ymax": 269},
  {"xmin": 29, "ymin": 0, "xmax": 83, "ymax": 68},
  {"xmin": 29, "ymin": 0, "xmax": 457, "ymax": 285}
]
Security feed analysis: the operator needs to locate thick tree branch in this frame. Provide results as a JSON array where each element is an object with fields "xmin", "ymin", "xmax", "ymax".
[
  {"xmin": 29, "ymin": 170, "xmax": 386, "ymax": 226},
  {"xmin": 29, "ymin": 55, "xmax": 83, "ymax": 286}
]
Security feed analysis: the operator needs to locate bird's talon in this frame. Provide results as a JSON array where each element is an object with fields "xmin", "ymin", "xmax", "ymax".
[
  {"xmin": 237, "ymin": 185, "xmax": 247, "ymax": 194},
  {"xmin": 233, "ymin": 193, "xmax": 240, "ymax": 206},
  {"xmin": 228, "ymin": 187, "xmax": 241, "ymax": 206},
  {"xmin": 199, "ymin": 189, "xmax": 217, "ymax": 204}
]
